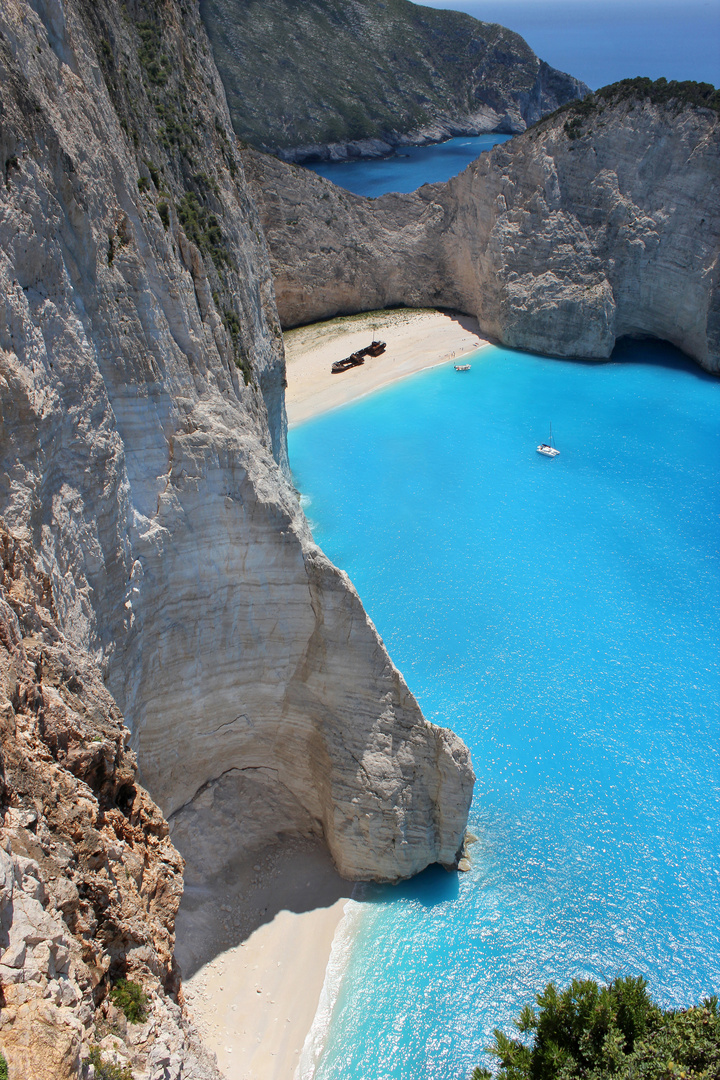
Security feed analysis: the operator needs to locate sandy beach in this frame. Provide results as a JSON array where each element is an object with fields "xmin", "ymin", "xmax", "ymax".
[
  {"xmin": 179, "ymin": 309, "xmax": 488, "ymax": 1080},
  {"xmin": 284, "ymin": 308, "xmax": 490, "ymax": 427},
  {"xmin": 179, "ymin": 837, "xmax": 350, "ymax": 1080}
]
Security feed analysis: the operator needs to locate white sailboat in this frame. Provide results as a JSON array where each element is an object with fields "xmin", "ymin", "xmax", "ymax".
[{"xmin": 537, "ymin": 423, "xmax": 560, "ymax": 457}]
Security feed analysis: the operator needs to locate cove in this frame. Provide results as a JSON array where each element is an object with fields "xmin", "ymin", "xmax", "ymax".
[
  {"xmin": 288, "ymin": 339, "xmax": 720, "ymax": 1079},
  {"xmin": 303, "ymin": 133, "xmax": 512, "ymax": 196}
]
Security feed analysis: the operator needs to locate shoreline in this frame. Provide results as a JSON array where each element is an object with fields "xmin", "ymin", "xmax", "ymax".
[
  {"xmin": 284, "ymin": 308, "xmax": 490, "ymax": 427},
  {"xmin": 177, "ymin": 837, "xmax": 351, "ymax": 1080},
  {"xmin": 180, "ymin": 310, "xmax": 489, "ymax": 1078},
  {"xmin": 277, "ymin": 125, "xmax": 509, "ymax": 165}
]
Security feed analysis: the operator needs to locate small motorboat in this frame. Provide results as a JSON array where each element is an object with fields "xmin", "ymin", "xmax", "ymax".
[
  {"xmin": 537, "ymin": 423, "xmax": 560, "ymax": 457},
  {"xmin": 454, "ymin": 364, "xmax": 471, "ymax": 371}
]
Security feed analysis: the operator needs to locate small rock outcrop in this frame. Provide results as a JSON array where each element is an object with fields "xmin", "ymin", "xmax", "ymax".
[
  {"xmin": 200, "ymin": 0, "xmax": 588, "ymax": 161},
  {"xmin": 245, "ymin": 79, "xmax": 720, "ymax": 372},
  {"xmin": 0, "ymin": 525, "xmax": 221, "ymax": 1080}
]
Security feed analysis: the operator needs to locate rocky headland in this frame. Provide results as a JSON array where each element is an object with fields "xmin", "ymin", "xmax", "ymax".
[
  {"xmin": 0, "ymin": 0, "xmax": 474, "ymax": 1073},
  {"xmin": 199, "ymin": 0, "xmax": 588, "ymax": 162},
  {"xmin": 245, "ymin": 79, "xmax": 720, "ymax": 372}
]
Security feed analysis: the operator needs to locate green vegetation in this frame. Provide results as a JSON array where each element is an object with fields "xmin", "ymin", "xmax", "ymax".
[
  {"xmin": 109, "ymin": 978, "xmax": 148, "ymax": 1024},
  {"xmin": 146, "ymin": 161, "xmax": 161, "ymax": 188},
  {"xmin": 595, "ymin": 76, "xmax": 720, "ymax": 113},
  {"xmin": 84, "ymin": 1047, "xmax": 133, "ymax": 1080},
  {"xmin": 157, "ymin": 201, "xmax": 170, "ymax": 230},
  {"xmin": 176, "ymin": 191, "xmax": 230, "ymax": 272},
  {"xmin": 539, "ymin": 78, "xmax": 720, "ymax": 140},
  {"xmin": 220, "ymin": 306, "xmax": 252, "ymax": 384},
  {"xmin": 137, "ymin": 175, "xmax": 150, "ymax": 193},
  {"xmin": 199, "ymin": 0, "xmax": 585, "ymax": 151},
  {"xmin": 137, "ymin": 20, "xmax": 170, "ymax": 87},
  {"xmin": 155, "ymin": 97, "xmax": 197, "ymax": 154},
  {"xmin": 214, "ymin": 116, "xmax": 238, "ymax": 176},
  {"xmin": 0, "ymin": 1050, "xmax": 8, "ymax": 1080},
  {"xmin": 474, "ymin": 977, "xmax": 720, "ymax": 1079}
]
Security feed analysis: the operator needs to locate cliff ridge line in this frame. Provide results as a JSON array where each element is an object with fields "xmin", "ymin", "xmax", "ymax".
[
  {"xmin": 200, "ymin": 0, "xmax": 588, "ymax": 161},
  {"xmin": 245, "ymin": 79, "xmax": 720, "ymax": 372}
]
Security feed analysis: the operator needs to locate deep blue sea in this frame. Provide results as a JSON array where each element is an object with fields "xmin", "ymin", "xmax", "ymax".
[
  {"xmin": 425, "ymin": 1, "xmax": 719, "ymax": 91},
  {"xmin": 289, "ymin": 341, "xmax": 720, "ymax": 1078},
  {"xmin": 306, "ymin": 0, "xmax": 718, "ymax": 197}
]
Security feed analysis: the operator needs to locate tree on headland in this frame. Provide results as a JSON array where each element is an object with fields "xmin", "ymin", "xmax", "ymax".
[{"xmin": 473, "ymin": 976, "xmax": 720, "ymax": 1079}]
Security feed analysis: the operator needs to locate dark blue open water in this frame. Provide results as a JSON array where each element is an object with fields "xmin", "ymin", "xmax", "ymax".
[
  {"xmin": 424, "ymin": 1, "xmax": 719, "ymax": 90},
  {"xmin": 289, "ymin": 341, "xmax": 720, "ymax": 1078}
]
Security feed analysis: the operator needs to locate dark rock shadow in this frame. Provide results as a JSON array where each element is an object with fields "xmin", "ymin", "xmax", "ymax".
[
  {"xmin": 170, "ymin": 768, "xmax": 349, "ymax": 980},
  {"xmin": 611, "ymin": 335, "xmax": 719, "ymax": 382},
  {"xmin": 357, "ymin": 860, "xmax": 461, "ymax": 909}
]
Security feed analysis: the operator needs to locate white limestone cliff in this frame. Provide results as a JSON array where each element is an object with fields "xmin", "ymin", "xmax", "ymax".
[
  {"xmin": 0, "ymin": 0, "xmax": 474, "ymax": 949},
  {"xmin": 246, "ymin": 87, "xmax": 720, "ymax": 372}
]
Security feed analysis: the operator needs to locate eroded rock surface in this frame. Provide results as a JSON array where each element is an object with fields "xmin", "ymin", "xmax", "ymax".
[
  {"xmin": 246, "ymin": 83, "xmax": 720, "ymax": 372},
  {"xmin": 0, "ymin": 525, "xmax": 220, "ymax": 1079},
  {"xmin": 0, "ymin": 0, "xmax": 472, "ymax": 918}
]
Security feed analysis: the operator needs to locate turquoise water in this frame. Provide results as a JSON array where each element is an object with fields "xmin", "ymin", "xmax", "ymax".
[
  {"xmin": 304, "ymin": 134, "xmax": 512, "ymax": 196},
  {"xmin": 289, "ymin": 340, "xmax": 720, "ymax": 1078}
]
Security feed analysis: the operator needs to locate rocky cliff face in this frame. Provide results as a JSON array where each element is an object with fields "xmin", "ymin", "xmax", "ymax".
[
  {"xmin": 0, "ymin": 1, "xmax": 474, "ymax": 1052},
  {"xmin": 246, "ymin": 80, "xmax": 720, "ymax": 372},
  {"xmin": 0, "ymin": 526, "xmax": 220, "ymax": 1080},
  {"xmin": 200, "ymin": 0, "xmax": 588, "ymax": 161}
]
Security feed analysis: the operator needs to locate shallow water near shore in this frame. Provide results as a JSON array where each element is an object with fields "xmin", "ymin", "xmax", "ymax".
[{"xmin": 288, "ymin": 340, "xmax": 720, "ymax": 1079}]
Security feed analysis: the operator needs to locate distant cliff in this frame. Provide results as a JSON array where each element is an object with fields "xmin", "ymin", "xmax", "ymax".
[
  {"xmin": 245, "ymin": 79, "xmax": 720, "ymax": 372},
  {"xmin": 199, "ymin": 0, "xmax": 588, "ymax": 161}
]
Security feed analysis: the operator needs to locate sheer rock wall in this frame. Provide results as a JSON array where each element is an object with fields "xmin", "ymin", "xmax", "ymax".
[
  {"xmin": 246, "ymin": 93, "xmax": 720, "ymax": 372},
  {"xmin": 0, "ymin": 0, "xmax": 473, "ymax": 928}
]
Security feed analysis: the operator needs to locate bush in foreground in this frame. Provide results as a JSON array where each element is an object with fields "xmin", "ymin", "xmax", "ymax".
[{"xmin": 473, "ymin": 976, "xmax": 720, "ymax": 1079}]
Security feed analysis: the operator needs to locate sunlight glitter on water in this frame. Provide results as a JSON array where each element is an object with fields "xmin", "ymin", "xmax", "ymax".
[{"xmin": 289, "ymin": 341, "xmax": 720, "ymax": 1079}]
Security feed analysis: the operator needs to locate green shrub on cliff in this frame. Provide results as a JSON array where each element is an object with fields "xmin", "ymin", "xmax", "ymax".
[
  {"xmin": 109, "ymin": 978, "xmax": 148, "ymax": 1024},
  {"xmin": 84, "ymin": 1046, "xmax": 133, "ymax": 1080},
  {"xmin": 595, "ymin": 76, "xmax": 720, "ymax": 113},
  {"xmin": 176, "ymin": 191, "xmax": 230, "ymax": 272},
  {"xmin": 473, "ymin": 977, "xmax": 720, "ymax": 1079},
  {"xmin": 0, "ymin": 1051, "xmax": 8, "ymax": 1080},
  {"xmin": 546, "ymin": 77, "xmax": 720, "ymax": 141}
]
